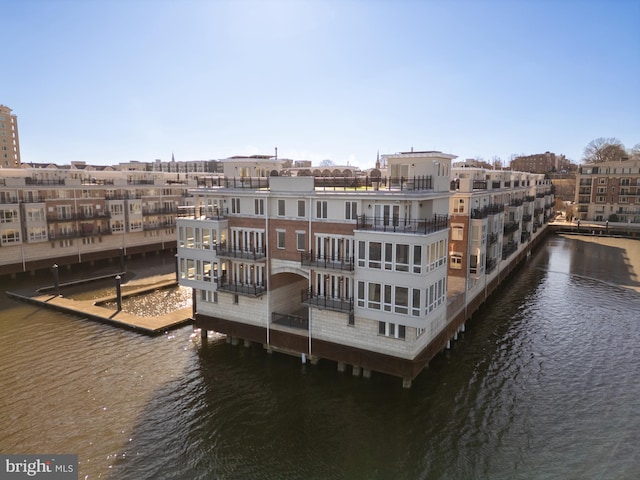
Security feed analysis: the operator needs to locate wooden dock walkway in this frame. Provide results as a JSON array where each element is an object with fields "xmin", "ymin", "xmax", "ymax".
[{"xmin": 7, "ymin": 275, "xmax": 193, "ymax": 335}]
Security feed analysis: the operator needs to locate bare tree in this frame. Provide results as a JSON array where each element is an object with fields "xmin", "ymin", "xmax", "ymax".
[
  {"xmin": 630, "ymin": 143, "xmax": 640, "ymax": 161},
  {"xmin": 583, "ymin": 137, "xmax": 626, "ymax": 163},
  {"xmin": 319, "ymin": 159, "xmax": 334, "ymax": 167},
  {"xmin": 491, "ymin": 156, "xmax": 503, "ymax": 169}
]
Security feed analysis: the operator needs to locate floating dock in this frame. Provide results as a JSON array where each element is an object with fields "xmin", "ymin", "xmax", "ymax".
[{"xmin": 7, "ymin": 275, "xmax": 193, "ymax": 335}]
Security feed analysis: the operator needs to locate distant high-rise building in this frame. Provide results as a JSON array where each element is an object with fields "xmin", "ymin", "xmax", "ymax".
[{"xmin": 0, "ymin": 105, "xmax": 21, "ymax": 168}]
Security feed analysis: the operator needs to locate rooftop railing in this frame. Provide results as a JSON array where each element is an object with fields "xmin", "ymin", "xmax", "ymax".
[{"xmin": 355, "ymin": 214, "xmax": 448, "ymax": 235}]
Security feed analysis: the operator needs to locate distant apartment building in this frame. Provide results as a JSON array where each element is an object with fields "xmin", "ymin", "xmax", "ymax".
[
  {"xmin": 575, "ymin": 159, "xmax": 640, "ymax": 223},
  {"xmin": 0, "ymin": 105, "xmax": 21, "ymax": 168},
  {"xmin": 510, "ymin": 152, "xmax": 570, "ymax": 174},
  {"xmin": 0, "ymin": 165, "xmax": 197, "ymax": 275},
  {"xmin": 176, "ymin": 152, "xmax": 553, "ymax": 385}
]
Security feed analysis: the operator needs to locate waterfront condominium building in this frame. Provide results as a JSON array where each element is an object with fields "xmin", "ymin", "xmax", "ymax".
[
  {"xmin": 448, "ymin": 167, "xmax": 554, "ymax": 308},
  {"xmin": 0, "ymin": 105, "xmax": 21, "ymax": 168},
  {"xmin": 0, "ymin": 165, "xmax": 196, "ymax": 275},
  {"xmin": 176, "ymin": 152, "xmax": 554, "ymax": 385},
  {"xmin": 574, "ymin": 158, "xmax": 640, "ymax": 223},
  {"xmin": 177, "ymin": 151, "xmax": 454, "ymax": 385}
]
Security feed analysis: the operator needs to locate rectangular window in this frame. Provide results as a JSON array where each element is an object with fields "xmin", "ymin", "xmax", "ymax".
[
  {"xmin": 278, "ymin": 199, "xmax": 285, "ymax": 216},
  {"xmin": 358, "ymin": 240, "xmax": 366, "ymax": 267},
  {"xmin": 395, "ymin": 286, "xmax": 408, "ymax": 314},
  {"xmin": 398, "ymin": 325, "xmax": 406, "ymax": 339},
  {"xmin": 470, "ymin": 254, "xmax": 478, "ymax": 274},
  {"xmin": 378, "ymin": 321, "xmax": 385, "ymax": 335},
  {"xmin": 412, "ymin": 288, "xmax": 420, "ymax": 316},
  {"xmin": 413, "ymin": 245, "xmax": 422, "ymax": 274},
  {"xmin": 452, "ymin": 225, "xmax": 464, "ymax": 241},
  {"xmin": 451, "ymin": 254, "xmax": 463, "ymax": 269},
  {"xmin": 368, "ymin": 282, "xmax": 381, "ymax": 309},
  {"xmin": 383, "ymin": 284, "xmax": 392, "ymax": 312},
  {"xmin": 277, "ymin": 230, "xmax": 285, "ymax": 249},
  {"xmin": 384, "ymin": 243, "xmax": 393, "ymax": 270},
  {"xmin": 345, "ymin": 201, "xmax": 357, "ymax": 220},
  {"xmin": 296, "ymin": 231, "xmax": 305, "ymax": 251},
  {"xmin": 357, "ymin": 281, "xmax": 365, "ymax": 307},
  {"xmin": 231, "ymin": 198, "xmax": 240, "ymax": 214},
  {"xmin": 396, "ymin": 244, "xmax": 409, "ymax": 272},
  {"xmin": 369, "ymin": 242, "xmax": 381, "ymax": 269},
  {"xmin": 316, "ymin": 200, "xmax": 328, "ymax": 219},
  {"xmin": 298, "ymin": 200, "xmax": 305, "ymax": 217},
  {"xmin": 254, "ymin": 199, "xmax": 264, "ymax": 215},
  {"xmin": 454, "ymin": 198, "xmax": 465, "ymax": 213}
]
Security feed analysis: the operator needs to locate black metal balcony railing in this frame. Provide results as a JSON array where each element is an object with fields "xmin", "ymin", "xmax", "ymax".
[
  {"xmin": 315, "ymin": 175, "xmax": 433, "ymax": 191},
  {"xmin": 521, "ymin": 231, "xmax": 532, "ymax": 243},
  {"xmin": 356, "ymin": 214, "xmax": 448, "ymax": 235},
  {"xmin": 522, "ymin": 214, "xmax": 532, "ymax": 223},
  {"xmin": 524, "ymin": 195, "xmax": 535, "ymax": 202},
  {"xmin": 48, "ymin": 228, "xmax": 113, "ymax": 240},
  {"xmin": 502, "ymin": 241, "xmax": 518, "ymax": 260},
  {"xmin": 485, "ymin": 257, "xmax": 497, "ymax": 273},
  {"xmin": 301, "ymin": 289, "xmax": 354, "ymax": 313},
  {"xmin": 471, "ymin": 203, "xmax": 507, "ymax": 219},
  {"xmin": 217, "ymin": 280, "xmax": 266, "ymax": 297},
  {"xmin": 487, "ymin": 203, "xmax": 505, "ymax": 215},
  {"xmin": 271, "ymin": 312, "xmax": 308, "ymax": 330},
  {"xmin": 471, "ymin": 208, "xmax": 488, "ymax": 219},
  {"xmin": 142, "ymin": 206, "xmax": 178, "ymax": 216},
  {"xmin": 143, "ymin": 221, "xmax": 175, "ymax": 231},
  {"xmin": 216, "ymin": 243, "xmax": 267, "ymax": 261},
  {"xmin": 509, "ymin": 198, "xmax": 524, "ymax": 207},
  {"xmin": 487, "ymin": 232, "xmax": 499, "ymax": 245},
  {"xmin": 25, "ymin": 178, "xmax": 65, "ymax": 186},
  {"xmin": 177, "ymin": 206, "xmax": 228, "ymax": 220},
  {"xmin": 300, "ymin": 252, "xmax": 354, "ymax": 271},
  {"xmin": 472, "ymin": 180, "xmax": 487, "ymax": 190},
  {"xmin": 504, "ymin": 221, "xmax": 519, "ymax": 234},
  {"xmin": 46, "ymin": 211, "xmax": 111, "ymax": 222},
  {"xmin": 534, "ymin": 208, "xmax": 544, "ymax": 216},
  {"xmin": 492, "ymin": 181, "xmax": 501, "ymax": 189}
]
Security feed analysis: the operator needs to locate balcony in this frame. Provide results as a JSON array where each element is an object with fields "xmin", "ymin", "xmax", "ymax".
[
  {"xmin": 142, "ymin": 206, "xmax": 178, "ymax": 216},
  {"xmin": 216, "ymin": 243, "xmax": 267, "ymax": 261},
  {"xmin": 504, "ymin": 221, "xmax": 519, "ymax": 234},
  {"xmin": 502, "ymin": 241, "xmax": 518, "ymax": 260},
  {"xmin": 521, "ymin": 231, "xmax": 531, "ymax": 243},
  {"xmin": 217, "ymin": 280, "xmax": 266, "ymax": 297},
  {"xmin": 177, "ymin": 206, "xmax": 228, "ymax": 220},
  {"xmin": 143, "ymin": 221, "xmax": 175, "ymax": 231},
  {"xmin": 522, "ymin": 214, "xmax": 532, "ymax": 223},
  {"xmin": 46, "ymin": 211, "xmax": 111, "ymax": 222},
  {"xmin": 25, "ymin": 178, "xmax": 65, "ymax": 186},
  {"xmin": 509, "ymin": 198, "xmax": 524, "ymax": 207},
  {"xmin": 301, "ymin": 289, "xmax": 354, "ymax": 314},
  {"xmin": 524, "ymin": 195, "xmax": 535, "ymax": 202},
  {"xmin": 356, "ymin": 214, "xmax": 448, "ymax": 235},
  {"xmin": 271, "ymin": 311, "xmax": 308, "ymax": 330},
  {"xmin": 485, "ymin": 257, "xmax": 497, "ymax": 273},
  {"xmin": 301, "ymin": 252, "xmax": 354, "ymax": 271},
  {"xmin": 487, "ymin": 232, "xmax": 499, "ymax": 245}
]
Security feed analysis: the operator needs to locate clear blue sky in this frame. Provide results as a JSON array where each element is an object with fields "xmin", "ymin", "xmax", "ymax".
[{"xmin": 3, "ymin": 0, "xmax": 639, "ymax": 169}]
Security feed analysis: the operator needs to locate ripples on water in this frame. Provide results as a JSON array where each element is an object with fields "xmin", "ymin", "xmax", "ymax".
[
  {"xmin": 101, "ymin": 286, "xmax": 192, "ymax": 317},
  {"xmin": 1, "ymin": 236, "xmax": 639, "ymax": 479}
]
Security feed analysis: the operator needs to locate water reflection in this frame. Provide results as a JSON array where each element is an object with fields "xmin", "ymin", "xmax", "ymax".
[{"xmin": 101, "ymin": 286, "xmax": 192, "ymax": 317}]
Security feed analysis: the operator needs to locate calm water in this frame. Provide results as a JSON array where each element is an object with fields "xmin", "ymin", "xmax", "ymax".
[{"xmin": 1, "ymin": 236, "xmax": 639, "ymax": 480}]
